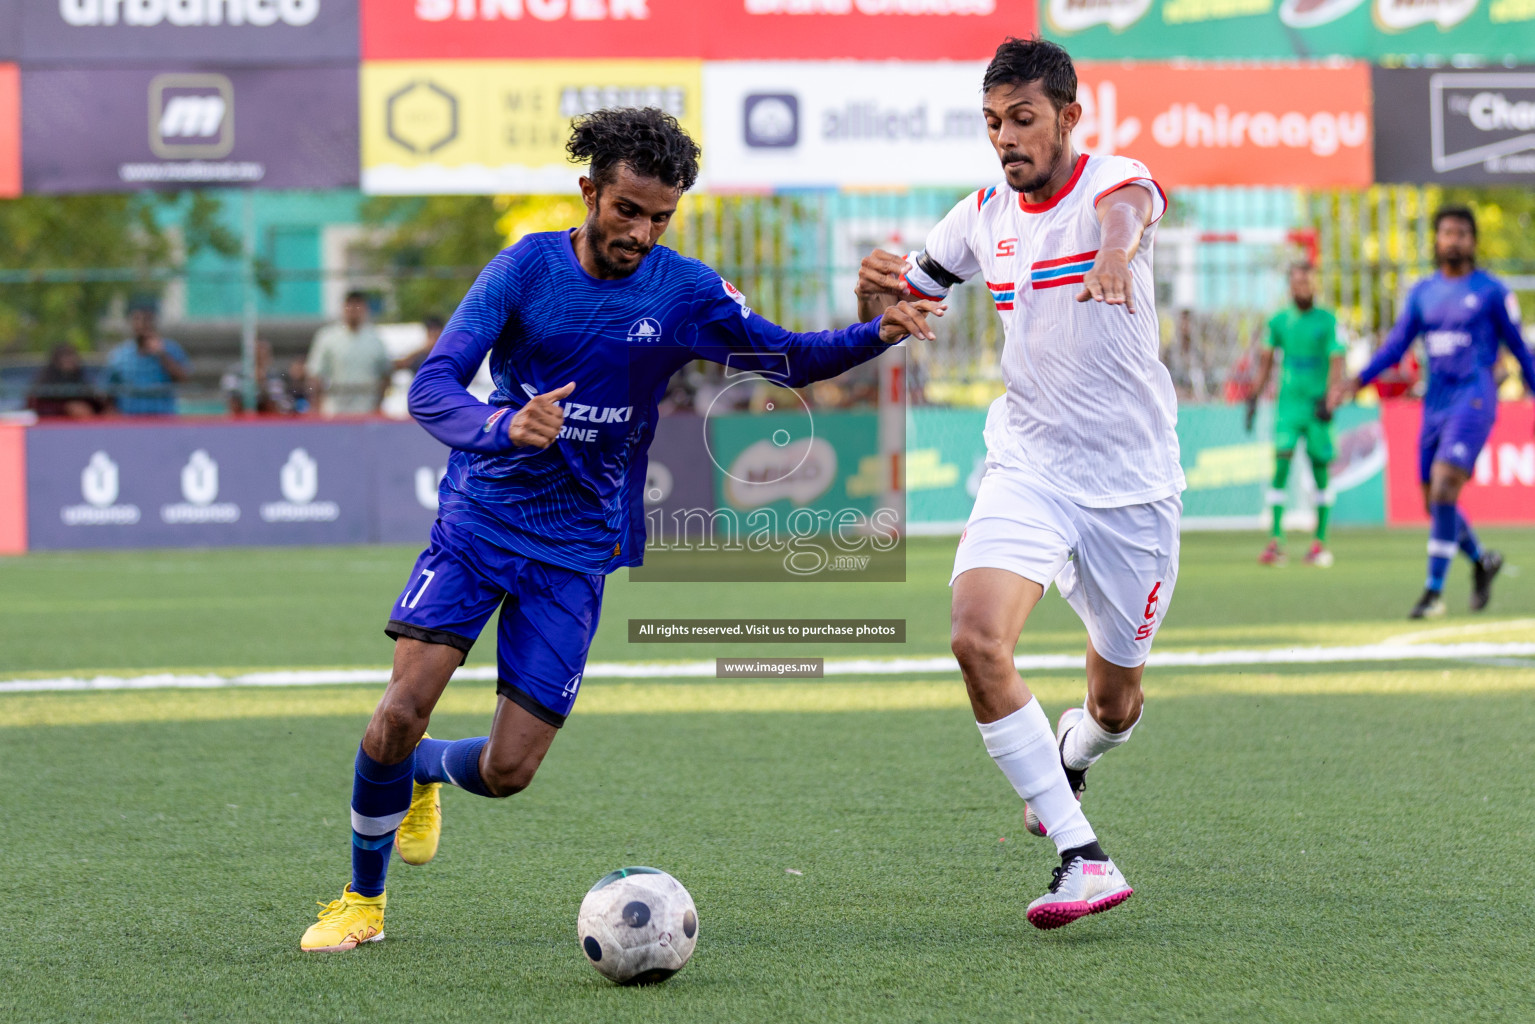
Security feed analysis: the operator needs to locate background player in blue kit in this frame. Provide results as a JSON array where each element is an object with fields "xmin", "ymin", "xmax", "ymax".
[
  {"xmin": 299, "ymin": 108, "xmax": 943, "ymax": 951},
  {"xmin": 1337, "ymin": 206, "xmax": 1535, "ymax": 620}
]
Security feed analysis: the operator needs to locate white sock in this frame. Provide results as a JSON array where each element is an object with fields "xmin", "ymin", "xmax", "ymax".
[
  {"xmin": 1061, "ymin": 703, "xmax": 1139, "ymax": 772},
  {"xmin": 976, "ymin": 698, "xmax": 1097, "ymax": 854}
]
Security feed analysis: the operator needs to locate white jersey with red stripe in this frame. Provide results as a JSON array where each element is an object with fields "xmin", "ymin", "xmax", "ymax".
[{"xmin": 902, "ymin": 153, "xmax": 1184, "ymax": 508}]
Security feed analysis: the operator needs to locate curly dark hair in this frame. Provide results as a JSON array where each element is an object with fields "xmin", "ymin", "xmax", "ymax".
[
  {"xmin": 566, "ymin": 108, "xmax": 701, "ymax": 194},
  {"xmin": 982, "ymin": 37, "xmax": 1077, "ymax": 112}
]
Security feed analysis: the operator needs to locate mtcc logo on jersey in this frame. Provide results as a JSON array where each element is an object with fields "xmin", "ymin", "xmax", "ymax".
[
  {"xmin": 261, "ymin": 448, "xmax": 340, "ymax": 522},
  {"xmin": 150, "ymin": 74, "xmax": 235, "ymax": 160},
  {"xmin": 162, "ymin": 449, "xmax": 241, "ymax": 524},
  {"xmin": 62, "ymin": 451, "xmax": 141, "ymax": 526},
  {"xmin": 627, "ymin": 317, "xmax": 663, "ymax": 342}
]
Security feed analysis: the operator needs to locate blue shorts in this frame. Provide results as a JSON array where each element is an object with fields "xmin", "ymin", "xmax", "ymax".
[
  {"xmin": 1418, "ymin": 402, "xmax": 1496, "ymax": 482},
  {"xmin": 385, "ymin": 519, "xmax": 605, "ymax": 728}
]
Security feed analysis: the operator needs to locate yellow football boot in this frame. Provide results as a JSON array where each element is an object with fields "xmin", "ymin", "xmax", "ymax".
[
  {"xmin": 396, "ymin": 733, "xmax": 443, "ymax": 866},
  {"xmin": 396, "ymin": 780, "xmax": 442, "ymax": 865},
  {"xmin": 300, "ymin": 886, "xmax": 386, "ymax": 952}
]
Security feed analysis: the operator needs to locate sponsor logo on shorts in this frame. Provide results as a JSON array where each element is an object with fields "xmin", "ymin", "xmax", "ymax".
[{"xmin": 1135, "ymin": 580, "xmax": 1162, "ymax": 641}]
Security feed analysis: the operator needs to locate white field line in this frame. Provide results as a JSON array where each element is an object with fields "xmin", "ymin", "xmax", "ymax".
[{"xmin": 4, "ymin": 641, "xmax": 1535, "ymax": 694}]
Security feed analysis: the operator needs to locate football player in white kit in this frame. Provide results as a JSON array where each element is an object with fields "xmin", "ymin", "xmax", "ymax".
[{"xmin": 857, "ymin": 38, "xmax": 1184, "ymax": 929}]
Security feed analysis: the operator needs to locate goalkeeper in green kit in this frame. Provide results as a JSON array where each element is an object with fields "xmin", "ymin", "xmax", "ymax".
[{"xmin": 1246, "ymin": 262, "xmax": 1346, "ymax": 567}]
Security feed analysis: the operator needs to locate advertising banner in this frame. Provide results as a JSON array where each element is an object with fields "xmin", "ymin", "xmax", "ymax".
[
  {"xmin": 21, "ymin": 66, "xmax": 359, "ymax": 193},
  {"xmin": 19, "ymin": 0, "xmax": 358, "ymax": 63},
  {"xmin": 1375, "ymin": 66, "xmax": 1535, "ymax": 184},
  {"xmin": 1383, "ymin": 401, "xmax": 1535, "ymax": 525},
  {"xmin": 361, "ymin": 59, "xmax": 702, "ymax": 194},
  {"xmin": 371, "ymin": 420, "xmax": 450, "ymax": 544},
  {"xmin": 903, "ymin": 404, "xmax": 1387, "ymax": 532},
  {"xmin": 0, "ymin": 423, "xmax": 24, "ymax": 555},
  {"xmin": 0, "ymin": 64, "xmax": 17, "ymax": 199},
  {"xmin": 0, "ymin": 1, "xmax": 16, "ymax": 60},
  {"xmin": 362, "ymin": 0, "xmax": 1032, "ymax": 61},
  {"xmin": 702, "ymin": 61, "xmax": 996, "ymax": 189},
  {"xmin": 1044, "ymin": 0, "xmax": 1535, "ymax": 61},
  {"xmin": 1074, "ymin": 62, "xmax": 1372, "ymax": 188},
  {"xmin": 906, "ymin": 406, "xmax": 988, "ymax": 530},
  {"xmin": 1177, "ymin": 402, "xmax": 1385, "ymax": 526},
  {"xmin": 26, "ymin": 422, "xmax": 373, "ymax": 550},
  {"xmin": 703, "ymin": 61, "xmax": 1371, "ymax": 189}
]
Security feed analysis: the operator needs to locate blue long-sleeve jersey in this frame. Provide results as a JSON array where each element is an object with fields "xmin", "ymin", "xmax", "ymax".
[
  {"xmin": 1359, "ymin": 269, "xmax": 1534, "ymax": 417},
  {"xmin": 407, "ymin": 230, "xmax": 887, "ymax": 575}
]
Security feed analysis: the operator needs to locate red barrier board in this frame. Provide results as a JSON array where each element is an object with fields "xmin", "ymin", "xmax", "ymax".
[
  {"xmin": 0, "ymin": 423, "xmax": 26, "ymax": 554},
  {"xmin": 362, "ymin": 0, "xmax": 1032, "ymax": 60},
  {"xmin": 0, "ymin": 65, "xmax": 18, "ymax": 199},
  {"xmin": 1383, "ymin": 401, "xmax": 1535, "ymax": 526}
]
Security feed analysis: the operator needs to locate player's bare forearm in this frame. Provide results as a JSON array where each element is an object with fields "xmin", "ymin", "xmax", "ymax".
[
  {"xmin": 858, "ymin": 292, "xmax": 899, "ymax": 324},
  {"xmin": 1251, "ymin": 349, "xmax": 1275, "ymax": 398},
  {"xmin": 856, "ymin": 250, "xmax": 910, "ymax": 323},
  {"xmin": 1077, "ymin": 189, "xmax": 1153, "ymax": 313}
]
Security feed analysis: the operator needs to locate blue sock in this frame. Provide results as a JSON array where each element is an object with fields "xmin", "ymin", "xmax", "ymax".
[
  {"xmin": 350, "ymin": 746, "xmax": 414, "ymax": 898},
  {"xmin": 414, "ymin": 736, "xmax": 494, "ymax": 797},
  {"xmin": 1455, "ymin": 509, "xmax": 1483, "ymax": 563},
  {"xmin": 1427, "ymin": 503, "xmax": 1459, "ymax": 592}
]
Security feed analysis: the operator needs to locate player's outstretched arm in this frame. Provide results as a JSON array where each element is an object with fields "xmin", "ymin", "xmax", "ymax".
[
  {"xmin": 1077, "ymin": 187, "xmax": 1154, "ymax": 314},
  {"xmin": 408, "ymin": 250, "xmax": 530, "ymax": 455},
  {"xmin": 688, "ymin": 272, "xmax": 938, "ymax": 387},
  {"xmin": 1490, "ymin": 288, "xmax": 1535, "ymax": 405},
  {"xmin": 1343, "ymin": 292, "xmax": 1422, "ymax": 406}
]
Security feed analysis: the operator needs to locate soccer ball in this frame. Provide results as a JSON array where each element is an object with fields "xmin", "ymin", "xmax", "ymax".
[{"xmin": 577, "ymin": 866, "xmax": 697, "ymax": 985}]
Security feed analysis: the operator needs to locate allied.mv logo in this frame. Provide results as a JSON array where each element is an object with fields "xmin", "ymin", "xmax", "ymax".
[{"xmin": 149, "ymin": 73, "xmax": 234, "ymax": 160}]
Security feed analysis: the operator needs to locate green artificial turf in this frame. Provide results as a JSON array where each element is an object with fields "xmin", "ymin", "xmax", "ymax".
[
  {"xmin": 2, "ymin": 531, "xmax": 1534, "ymax": 1022},
  {"xmin": 2, "ymin": 674, "xmax": 1533, "ymax": 1023}
]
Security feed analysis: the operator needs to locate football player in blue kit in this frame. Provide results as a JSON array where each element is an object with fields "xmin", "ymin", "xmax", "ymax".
[
  {"xmin": 300, "ymin": 108, "xmax": 943, "ymax": 951},
  {"xmin": 1339, "ymin": 205, "xmax": 1535, "ymax": 620}
]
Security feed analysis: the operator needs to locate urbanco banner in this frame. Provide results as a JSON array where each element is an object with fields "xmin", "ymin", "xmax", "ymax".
[
  {"xmin": 1043, "ymin": 0, "xmax": 1535, "ymax": 62},
  {"xmin": 20, "ymin": 0, "xmax": 358, "ymax": 63},
  {"xmin": 1073, "ymin": 62, "xmax": 1373, "ymax": 188},
  {"xmin": 26, "ymin": 422, "xmax": 374, "ymax": 550},
  {"xmin": 21, "ymin": 66, "xmax": 359, "ymax": 192},
  {"xmin": 1374, "ymin": 66, "xmax": 1535, "ymax": 183},
  {"xmin": 361, "ymin": 59, "xmax": 702, "ymax": 194},
  {"xmin": 362, "ymin": 0, "xmax": 1032, "ymax": 60}
]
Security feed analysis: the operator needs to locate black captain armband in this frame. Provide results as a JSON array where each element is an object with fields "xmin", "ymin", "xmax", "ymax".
[{"xmin": 915, "ymin": 252, "xmax": 964, "ymax": 289}]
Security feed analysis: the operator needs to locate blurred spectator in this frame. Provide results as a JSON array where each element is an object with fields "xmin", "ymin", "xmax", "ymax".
[
  {"xmin": 222, "ymin": 339, "xmax": 293, "ymax": 415},
  {"xmin": 306, "ymin": 290, "xmax": 391, "ymax": 416},
  {"xmin": 395, "ymin": 314, "xmax": 446, "ymax": 373},
  {"xmin": 285, "ymin": 358, "xmax": 315, "ymax": 415},
  {"xmin": 103, "ymin": 299, "xmax": 190, "ymax": 415},
  {"xmin": 27, "ymin": 344, "xmax": 107, "ymax": 419}
]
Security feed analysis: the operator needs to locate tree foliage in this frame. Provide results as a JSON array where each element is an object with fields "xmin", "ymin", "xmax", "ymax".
[{"xmin": 0, "ymin": 192, "xmax": 243, "ymax": 354}]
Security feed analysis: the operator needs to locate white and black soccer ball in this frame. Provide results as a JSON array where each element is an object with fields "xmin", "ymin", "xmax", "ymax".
[{"xmin": 577, "ymin": 867, "xmax": 697, "ymax": 985}]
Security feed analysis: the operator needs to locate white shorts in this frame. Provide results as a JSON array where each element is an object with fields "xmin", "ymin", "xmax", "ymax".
[{"xmin": 950, "ymin": 468, "xmax": 1182, "ymax": 668}]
